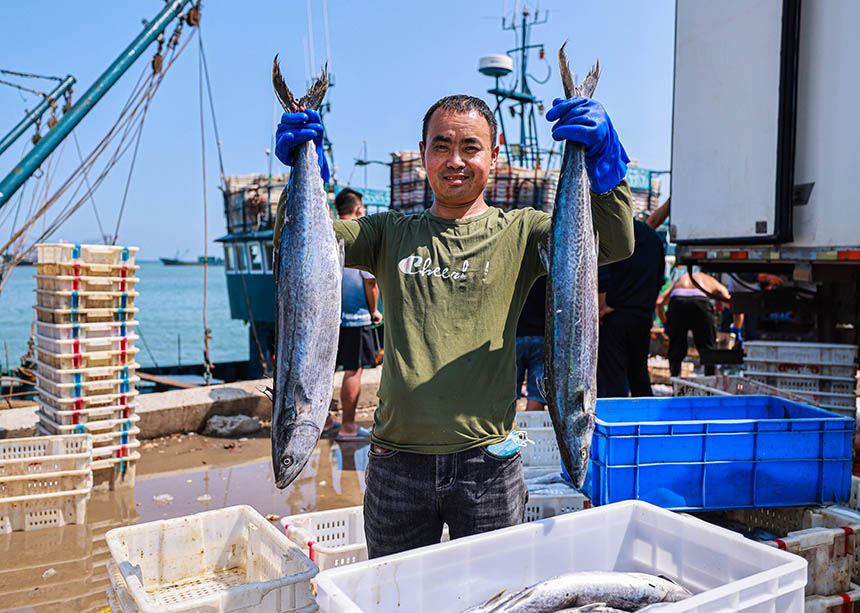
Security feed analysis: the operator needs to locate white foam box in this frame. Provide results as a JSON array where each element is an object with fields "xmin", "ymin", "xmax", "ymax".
[
  {"xmin": 314, "ymin": 500, "xmax": 807, "ymax": 612},
  {"xmin": 106, "ymin": 505, "xmax": 318, "ymax": 612}
]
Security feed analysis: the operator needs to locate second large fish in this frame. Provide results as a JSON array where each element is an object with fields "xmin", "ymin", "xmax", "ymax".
[
  {"xmin": 543, "ymin": 44, "xmax": 601, "ymax": 489},
  {"xmin": 270, "ymin": 57, "xmax": 342, "ymax": 488}
]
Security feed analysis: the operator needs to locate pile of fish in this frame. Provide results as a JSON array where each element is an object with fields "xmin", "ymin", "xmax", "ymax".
[
  {"xmin": 525, "ymin": 470, "xmax": 581, "ymax": 497},
  {"xmin": 269, "ymin": 58, "xmax": 343, "ymax": 489},
  {"xmin": 462, "ymin": 571, "xmax": 692, "ymax": 612},
  {"xmin": 542, "ymin": 44, "xmax": 602, "ymax": 490}
]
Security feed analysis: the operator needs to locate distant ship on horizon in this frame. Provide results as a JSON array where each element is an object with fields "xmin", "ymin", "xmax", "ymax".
[{"xmin": 160, "ymin": 255, "xmax": 224, "ymax": 266}]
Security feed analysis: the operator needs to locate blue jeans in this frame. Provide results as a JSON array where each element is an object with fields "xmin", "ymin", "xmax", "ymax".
[
  {"xmin": 516, "ymin": 335, "xmax": 545, "ymax": 403},
  {"xmin": 363, "ymin": 445, "xmax": 527, "ymax": 558}
]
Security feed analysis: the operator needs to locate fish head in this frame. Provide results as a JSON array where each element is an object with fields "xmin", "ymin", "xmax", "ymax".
[
  {"xmin": 272, "ymin": 419, "xmax": 320, "ymax": 488},
  {"xmin": 567, "ymin": 388, "xmax": 597, "ymax": 490}
]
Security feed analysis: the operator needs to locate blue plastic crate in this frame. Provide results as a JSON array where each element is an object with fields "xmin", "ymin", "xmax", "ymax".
[{"xmin": 579, "ymin": 395, "xmax": 853, "ymax": 511}]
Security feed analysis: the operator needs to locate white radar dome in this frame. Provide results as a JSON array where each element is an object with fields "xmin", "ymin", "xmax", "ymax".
[{"xmin": 478, "ymin": 54, "xmax": 514, "ymax": 77}]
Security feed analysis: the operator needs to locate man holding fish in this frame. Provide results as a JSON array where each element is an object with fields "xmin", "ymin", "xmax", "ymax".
[{"xmin": 272, "ymin": 55, "xmax": 633, "ymax": 558}]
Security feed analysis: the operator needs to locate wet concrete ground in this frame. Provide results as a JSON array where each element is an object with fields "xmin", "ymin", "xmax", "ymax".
[{"xmin": 0, "ymin": 423, "xmax": 371, "ymax": 613}]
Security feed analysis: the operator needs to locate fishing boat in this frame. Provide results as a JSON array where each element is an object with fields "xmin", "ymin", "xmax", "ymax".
[{"xmin": 160, "ymin": 255, "xmax": 224, "ymax": 266}]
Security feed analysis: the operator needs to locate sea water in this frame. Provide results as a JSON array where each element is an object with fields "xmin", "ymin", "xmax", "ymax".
[{"xmin": 0, "ymin": 261, "xmax": 249, "ymax": 370}]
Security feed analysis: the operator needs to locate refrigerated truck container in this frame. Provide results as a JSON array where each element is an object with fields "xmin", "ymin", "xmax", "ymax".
[{"xmin": 670, "ymin": 0, "xmax": 860, "ymax": 346}]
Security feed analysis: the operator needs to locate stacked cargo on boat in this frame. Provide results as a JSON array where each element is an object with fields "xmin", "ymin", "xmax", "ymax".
[{"xmin": 32, "ymin": 243, "xmax": 141, "ymax": 488}]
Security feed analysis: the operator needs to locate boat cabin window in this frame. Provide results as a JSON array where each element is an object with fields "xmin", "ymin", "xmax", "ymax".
[
  {"xmin": 264, "ymin": 242, "xmax": 274, "ymax": 272},
  {"xmin": 235, "ymin": 244, "xmax": 248, "ymax": 271},
  {"xmin": 249, "ymin": 243, "xmax": 263, "ymax": 272},
  {"xmin": 224, "ymin": 245, "xmax": 235, "ymax": 271}
]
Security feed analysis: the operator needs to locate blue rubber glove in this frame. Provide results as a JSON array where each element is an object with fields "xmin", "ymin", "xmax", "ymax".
[
  {"xmin": 546, "ymin": 97, "xmax": 630, "ymax": 194},
  {"xmin": 274, "ymin": 109, "xmax": 330, "ymax": 183}
]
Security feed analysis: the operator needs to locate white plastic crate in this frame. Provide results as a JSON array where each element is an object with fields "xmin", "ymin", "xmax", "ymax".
[
  {"xmin": 0, "ymin": 434, "xmax": 91, "ymax": 478},
  {"xmin": 744, "ymin": 341, "xmax": 857, "ymax": 365},
  {"xmin": 743, "ymin": 371, "xmax": 856, "ymax": 394},
  {"xmin": 37, "ymin": 420, "xmax": 139, "ymax": 455},
  {"xmin": 520, "ymin": 426, "xmax": 561, "ymax": 467},
  {"xmin": 35, "ymin": 288, "xmax": 138, "ymax": 310},
  {"xmin": 281, "ymin": 506, "xmax": 450, "ymax": 571},
  {"xmin": 314, "ymin": 500, "xmax": 807, "ymax": 612},
  {"xmin": 34, "ymin": 331, "xmax": 137, "ymax": 355},
  {"xmin": 36, "ymin": 387, "xmax": 138, "ymax": 411},
  {"xmin": 805, "ymin": 583, "xmax": 860, "ymax": 613},
  {"xmin": 37, "ymin": 407, "xmax": 139, "ymax": 435},
  {"xmin": 35, "ymin": 304, "xmax": 138, "ymax": 324},
  {"xmin": 35, "ymin": 319, "xmax": 137, "ymax": 342},
  {"xmin": 37, "ymin": 243, "xmax": 138, "ymax": 266},
  {"xmin": 35, "ymin": 397, "xmax": 136, "ymax": 425},
  {"xmin": 35, "ymin": 373, "xmax": 139, "ymax": 399},
  {"xmin": 106, "ymin": 505, "xmax": 319, "ymax": 613},
  {"xmin": 0, "ymin": 458, "xmax": 92, "ymax": 534},
  {"xmin": 744, "ymin": 359, "xmax": 856, "ymax": 379},
  {"xmin": 36, "ymin": 260, "xmax": 139, "ymax": 278},
  {"xmin": 522, "ymin": 466, "xmax": 562, "ymax": 480},
  {"xmin": 107, "ymin": 559, "xmax": 136, "ymax": 612},
  {"xmin": 36, "ymin": 346, "xmax": 139, "ymax": 370},
  {"xmin": 671, "ymin": 375, "xmax": 811, "ymax": 403},
  {"xmin": 780, "ymin": 389, "xmax": 857, "ymax": 411},
  {"xmin": 34, "ymin": 359, "xmax": 138, "ymax": 386},
  {"xmin": 35, "ymin": 273, "xmax": 138, "ymax": 293},
  {"xmin": 515, "ymin": 410, "xmax": 553, "ymax": 429},
  {"xmin": 766, "ymin": 527, "xmax": 852, "ymax": 596},
  {"xmin": 524, "ymin": 488, "xmax": 590, "ymax": 522}
]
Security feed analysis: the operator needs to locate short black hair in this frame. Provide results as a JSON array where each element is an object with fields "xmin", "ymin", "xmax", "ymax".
[
  {"xmin": 422, "ymin": 95, "xmax": 497, "ymax": 147},
  {"xmin": 334, "ymin": 187, "xmax": 363, "ymax": 218}
]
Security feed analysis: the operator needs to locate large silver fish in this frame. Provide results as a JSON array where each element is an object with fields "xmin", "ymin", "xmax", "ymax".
[
  {"xmin": 270, "ymin": 57, "xmax": 342, "ymax": 488},
  {"xmin": 464, "ymin": 571, "xmax": 691, "ymax": 612},
  {"xmin": 543, "ymin": 44, "xmax": 601, "ymax": 489}
]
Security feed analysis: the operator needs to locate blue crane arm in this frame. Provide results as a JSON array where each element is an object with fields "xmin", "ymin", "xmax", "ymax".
[
  {"xmin": 0, "ymin": 0, "xmax": 194, "ymax": 209},
  {"xmin": 0, "ymin": 75, "xmax": 76, "ymax": 158}
]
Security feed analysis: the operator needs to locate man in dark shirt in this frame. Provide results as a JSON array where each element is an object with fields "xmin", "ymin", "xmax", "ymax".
[
  {"xmin": 515, "ymin": 276, "xmax": 547, "ymax": 411},
  {"xmin": 597, "ymin": 219, "xmax": 665, "ymax": 397}
]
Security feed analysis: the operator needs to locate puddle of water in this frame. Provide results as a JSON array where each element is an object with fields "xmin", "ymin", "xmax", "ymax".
[{"xmin": 0, "ymin": 434, "xmax": 370, "ymax": 612}]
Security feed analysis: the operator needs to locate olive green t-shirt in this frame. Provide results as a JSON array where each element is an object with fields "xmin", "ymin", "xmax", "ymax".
[{"xmin": 324, "ymin": 181, "xmax": 634, "ymax": 454}]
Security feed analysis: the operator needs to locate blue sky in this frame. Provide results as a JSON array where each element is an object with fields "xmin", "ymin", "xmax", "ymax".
[{"xmin": 0, "ymin": 0, "xmax": 674, "ymax": 259}]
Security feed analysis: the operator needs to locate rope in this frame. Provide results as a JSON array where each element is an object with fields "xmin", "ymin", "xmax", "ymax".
[
  {"xmin": 0, "ymin": 78, "xmax": 47, "ymax": 98},
  {"xmin": 198, "ymin": 33, "xmax": 213, "ymax": 383},
  {"xmin": 71, "ymin": 131, "xmax": 108, "ymax": 244},
  {"xmin": 110, "ymin": 99, "xmax": 149, "ymax": 244},
  {"xmin": 197, "ymin": 26, "xmax": 226, "ymax": 190},
  {"xmin": 135, "ymin": 321, "xmax": 160, "ymax": 369},
  {"xmin": 0, "ymin": 69, "xmax": 61, "ymax": 82}
]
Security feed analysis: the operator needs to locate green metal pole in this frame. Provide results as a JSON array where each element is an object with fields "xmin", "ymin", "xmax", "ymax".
[
  {"xmin": 0, "ymin": 0, "xmax": 193, "ymax": 208},
  {"xmin": 0, "ymin": 75, "xmax": 75, "ymax": 157}
]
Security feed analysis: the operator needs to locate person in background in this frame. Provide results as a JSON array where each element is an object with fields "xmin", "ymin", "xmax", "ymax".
[
  {"xmin": 656, "ymin": 271, "xmax": 731, "ymax": 377},
  {"xmin": 321, "ymin": 188, "xmax": 383, "ymax": 441},
  {"xmin": 597, "ymin": 219, "xmax": 665, "ymax": 397},
  {"xmin": 515, "ymin": 276, "xmax": 547, "ymax": 411}
]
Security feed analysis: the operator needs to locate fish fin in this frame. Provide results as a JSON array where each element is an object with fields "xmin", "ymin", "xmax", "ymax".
[
  {"xmin": 538, "ymin": 241, "xmax": 549, "ymax": 273},
  {"xmin": 259, "ymin": 386, "xmax": 274, "ymax": 403},
  {"xmin": 272, "ymin": 56, "xmax": 329, "ymax": 112},
  {"xmin": 558, "ymin": 43, "xmax": 600, "ymax": 100},
  {"xmin": 272, "ymin": 55, "xmax": 298, "ymax": 112},
  {"xmin": 558, "ymin": 42, "xmax": 575, "ymax": 99},
  {"xmin": 536, "ymin": 375, "xmax": 548, "ymax": 403}
]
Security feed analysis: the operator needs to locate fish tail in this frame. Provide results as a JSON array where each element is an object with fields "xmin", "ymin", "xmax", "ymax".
[
  {"xmin": 557, "ymin": 43, "xmax": 600, "ymax": 99},
  {"xmin": 272, "ymin": 55, "xmax": 330, "ymax": 112}
]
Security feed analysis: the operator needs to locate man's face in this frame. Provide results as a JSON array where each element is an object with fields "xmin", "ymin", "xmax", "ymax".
[{"xmin": 420, "ymin": 109, "xmax": 498, "ymax": 208}]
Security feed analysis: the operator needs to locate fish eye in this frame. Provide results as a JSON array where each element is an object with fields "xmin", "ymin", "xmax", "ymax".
[{"xmin": 282, "ymin": 457, "xmax": 293, "ymax": 468}]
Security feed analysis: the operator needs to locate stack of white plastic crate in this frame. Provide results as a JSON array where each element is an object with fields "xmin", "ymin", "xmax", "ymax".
[
  {"xmin": 743, "ymin": 341, "xmax": 858, "ymax": 418},
  {"xmin": 0, "ymin": 433, "xmax": 92, "ymax": 533},
  {"xmin": 33, "ymin": 243, "xmax": 141, "ymax": 489},
  {"xmin": 515, "ymin": 411, "xmax": 590, "ymax": 520}
]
